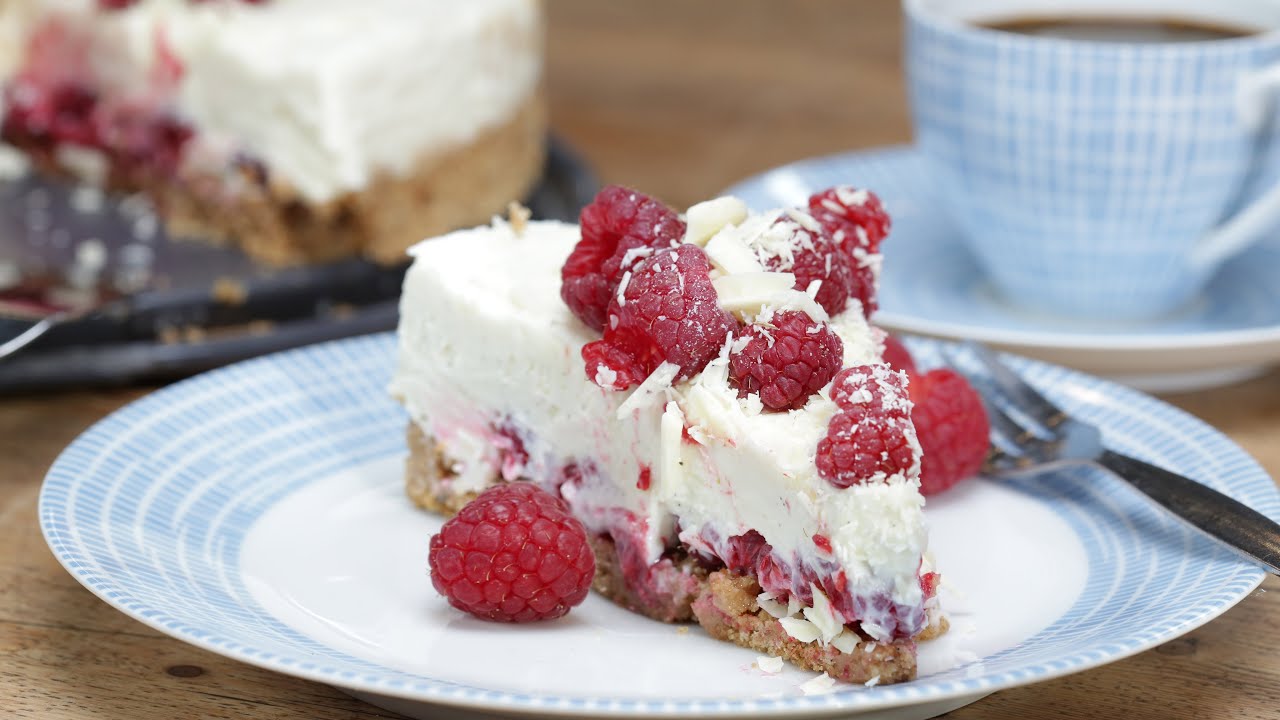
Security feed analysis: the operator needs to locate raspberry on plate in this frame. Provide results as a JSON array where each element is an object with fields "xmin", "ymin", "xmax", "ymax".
[
  {"xmin": 728, "ymin": 310, "xmax": 843, "ymax": 411},
  {"xmin": 428, "ymin": 483, "xmax": 596, "ymax": 623},
  {"xmin": 817, "ymin": 365, "xmax": 918, "ymax": 488},
  {"xmin": 583, "ymin": 244, "xmax": 735, "ymax": 390},
  {"xmin": 859, "ymin": 335, "xmax": 990, "ymax": 495},
  {"xmin": 880, "ymin": 333, "xmax": 919, "ymax": 376},
  {"xmin": 561, "ymin": 185, "xmax": 686, "ymax": 332},
  {"xmin": 909, "ymin": 368, "xmax": 990, "ymax": 496}
]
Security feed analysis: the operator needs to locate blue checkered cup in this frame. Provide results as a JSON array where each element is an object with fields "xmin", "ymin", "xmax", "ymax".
[{"xmin": 906, "ymin": 0, "xmax": 1280, "ymax": 320}]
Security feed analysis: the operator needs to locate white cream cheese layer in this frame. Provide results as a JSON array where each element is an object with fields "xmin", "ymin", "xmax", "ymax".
[
  {"xmin": 13, "ymin": 0, "xmax": 542, "ymax": 202},
  {"xmin": 389, "ymin": 216, "xmax": 931, "ymax": 641}
]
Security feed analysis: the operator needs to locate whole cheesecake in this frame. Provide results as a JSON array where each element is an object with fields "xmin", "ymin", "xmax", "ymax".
[
  {"xmin": 0, "ymin": 0, "xmax": 546, "ymax": 265},
  {"xmin": 390, "ymin": 188, "xmax": 946, "ymax": 684}
]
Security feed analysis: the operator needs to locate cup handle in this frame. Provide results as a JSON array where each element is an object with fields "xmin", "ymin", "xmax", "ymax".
[{"xmin": 1192, "ymin": 65, "xmax": 1280, "ymax": 270}]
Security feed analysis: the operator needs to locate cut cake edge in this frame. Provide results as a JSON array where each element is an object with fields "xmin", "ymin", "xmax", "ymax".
[{"xmin": 405, "ymin": 421, "xmax": 948, "ymax": 685}]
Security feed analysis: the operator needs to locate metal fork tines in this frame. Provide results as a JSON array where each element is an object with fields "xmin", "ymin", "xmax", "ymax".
[{"xmin": 943, "ymin": 341, "xmax": 1280, "ymax": 577}]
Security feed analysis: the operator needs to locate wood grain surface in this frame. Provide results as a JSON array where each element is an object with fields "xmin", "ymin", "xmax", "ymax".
[{"xmin": 3, "ymin": 1, "xmax": 1278, "ymax": 718}]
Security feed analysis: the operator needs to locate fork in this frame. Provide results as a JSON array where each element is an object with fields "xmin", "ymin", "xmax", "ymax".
[{"xmin": 944, "ymin": 341, "xmax": 1280, "ymax": 577}]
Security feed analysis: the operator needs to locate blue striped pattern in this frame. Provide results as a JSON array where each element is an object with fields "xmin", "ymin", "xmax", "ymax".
[
  {"xmin": 39, "ymin": 334, "xmax": 1277, "ymax": 715},
  {"xmin": 905, "ymin": 2, "xmax": 1280, "ymax": 319},
  {"xmin": 724, "ymin": 145, "xmax": 1280, "ymax": 342}
]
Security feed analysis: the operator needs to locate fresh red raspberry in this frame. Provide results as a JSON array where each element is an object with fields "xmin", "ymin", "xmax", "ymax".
[
  {"xmin": 761, "ymin": 215, "xmax": 860, "ymax": 317},
  {"xmin": 829, "ymin": 363, "xmax": 910, "ymax": 413},
  {"xmin": 816, "ymin": 410, "xmax": 917, "ymax": 488},
  {"xmin": 561, "ymin": 186, "xmax": 686, "ymax": 332},
  {"xmin": 806, "ymin": 187, "xmax": 890, "ymax": 317},
  {"xmin": 909, "ymin": 368, "xmax": 990, "ymax": 496},
  {"xmin": 808, "ymin": 186, "xmax": 891, "ymax": 254},
  {"xmin": 583, "ymin": 244, "xmax": 735, "ymax": 390},
  {"xmin": 880, "ymin": 333, "xmax": 918, "ymax": 376},
  {"xmin": 728, "ymin": 310, "xmax": 843, "ymax": 411},
  {"xmin": 428, "ymin": 483, "xmax": 595, "ymax": 622},
  {"xmin": 817, "ymin": 364, "xmax": 917, "ymax": 488}
]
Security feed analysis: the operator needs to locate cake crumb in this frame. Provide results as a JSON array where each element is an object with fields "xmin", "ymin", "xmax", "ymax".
[
  {"xmin": 70, "ymin": 186, "xmax": 105, "ymax": 214},
  {"xmin": 327, "ymin": 302, "xmax": 356, "ymax": 320},
  {"xmin": 75, "ymin": 238, "xmax": 107, "ymax": 272},
  {"xmin": 55, "ymin": 145, "xmax": 107, "ymax": 185},
  {"xmin": 212, "ymin": 277, "xmax": 248, "ymax": 305},
  {"xmin": 756, "ymin": 656, "xmax": 784, "ymax": 674},
  {"xmin": 800, "ymin": 672, "xmax": 836, "ymax": 695},
  {"xmin": 247, "ymin": 319, "xmax": 274, "ymax": 336},
  {"xmin": 158, "ymin": 326, "xmax": 182, "ymax": 345},
  {"xmin": 507, "ymin": 202, "xmax": 532, "ymax": 235},
  {"xmin": 0, "ymin": 145, "xmax": 29, "ymax": 180},
  {"xmin": 0, "ymin": 261, "xmax": 19, "ymax": 289},
  {"xmin": 132, "ymin": 213, "xmax": 159, "ymax": 242},
  {"xmin": 182, "ymin": 325, "xmax": 207, "ymax": 343},
  {"xmin": 675, "ymin": 626, "xmax": 690, "ymax": 635}
]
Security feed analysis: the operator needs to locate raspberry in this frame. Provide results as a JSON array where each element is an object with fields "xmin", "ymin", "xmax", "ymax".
[
  {"xmin": 728, "ymin": 310, "xmax": 843, "ymax": 411},
  {"xmin": 1, "ymin": 81, "xmax": 100, "ymax": 150},
  {"xmin": 428, "ymin": 483, "xmax": 595, "ymax": 622},
  {"xmin": 817, "ymin": 365, "xmax": 918, "ymax": 488},
  {"xmin": 909, "ymin": 368, "xmax": 990, "ymax": 496},
  {"xmin": 108, "ymin": 110, "xmax": 194, "ymax": 178},
  {"xmin": 761, "ymin": 216, "xmax": 860, "ymax": 317},
  {"xmin": 723, "ymin": 530, "xmax": 771, "ymax": 574},
  {"xmin": 808, "ymin": 186, "xmax": 891, "ymax": 254},
  {"xmin": 830, "ymin": 363, "xmax": 909, "ymax": 412},
  {"xmin": 807, "ymin": 187, "xmax": 890, "ymax": 318},
  {"xmin": 920, "ymin": 570, "xmax": 940, "ymax": 599},
  {"xmin": 561, "ymin": 186, "xmax": 685, "ymax": 331},
  {"xmin": 880, "ymin": 333, "xmax": 918, "ymax": 376},
  {"xmin": 583, "ymin": 244, "xmax": 735, "ymax": 390}
]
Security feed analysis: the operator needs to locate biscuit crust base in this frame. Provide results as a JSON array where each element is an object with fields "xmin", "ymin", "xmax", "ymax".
[
  {"xmin": 158, "ymin": 93, "xmax": 547, "ymax": 266},
  {"xmin": 405, "ymin": 421, "xmax": 944, "ymax": 685},
  {"xmin": 14, "ymin": 93, "xmax": 546, "ymax": 267}
]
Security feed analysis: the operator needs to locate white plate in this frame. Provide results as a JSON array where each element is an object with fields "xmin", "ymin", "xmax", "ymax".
[
  {"xmin": 724, "ymin": 146, "xmax": 1280, "ymax": 392},
  {"xmin": 39, "ymin": 334, "xmax": 1277, "ymax": 719}
]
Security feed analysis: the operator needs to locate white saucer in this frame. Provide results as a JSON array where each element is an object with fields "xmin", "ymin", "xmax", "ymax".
[{"xmin": 724, "ymin": 146, "xmax": 1280, "ymax": 392}]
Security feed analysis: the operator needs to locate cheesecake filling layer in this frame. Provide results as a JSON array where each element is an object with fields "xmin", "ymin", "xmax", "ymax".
[
  {"xmin": 389, "ymin": 218, "xmax": 931, "ymax": 643},
  {"xmin": 1, "ymin": 0, "xmax": 542, "ymax": 202}
]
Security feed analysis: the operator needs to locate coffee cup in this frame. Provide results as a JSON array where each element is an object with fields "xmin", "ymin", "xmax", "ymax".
[{"xmin": 905, "ymin": 0, "xmax": 1280, "ymax": 320}]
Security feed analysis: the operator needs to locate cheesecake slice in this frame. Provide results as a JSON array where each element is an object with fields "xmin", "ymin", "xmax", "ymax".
[
  {"xmin": 0, "ymin": 0, "xmax": 544, "ymax": 265},
  {"xmin": 390, "ymin": 190, "xmax": 943, "ymax": 684}
]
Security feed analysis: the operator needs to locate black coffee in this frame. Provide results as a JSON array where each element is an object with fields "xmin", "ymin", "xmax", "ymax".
[{"xmin": 982, "ymin": 16, "xmax": 1260, "ymax": 43}]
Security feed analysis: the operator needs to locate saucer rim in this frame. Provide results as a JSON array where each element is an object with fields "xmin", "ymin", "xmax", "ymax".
[{"xmin": 724, "ymin": 144, "xmax": 1280, "ymax": 355}]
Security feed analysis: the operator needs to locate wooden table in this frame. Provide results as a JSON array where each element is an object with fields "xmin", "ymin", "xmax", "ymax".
[{"xmin": 3, "ymin": 1, "xmax": 1278, "ymax": 718}]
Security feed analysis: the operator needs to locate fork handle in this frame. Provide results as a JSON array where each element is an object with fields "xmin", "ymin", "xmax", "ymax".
[{"xmin": 1098, "ymin": 450, "xmax": 1280, "ymax": 576}]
